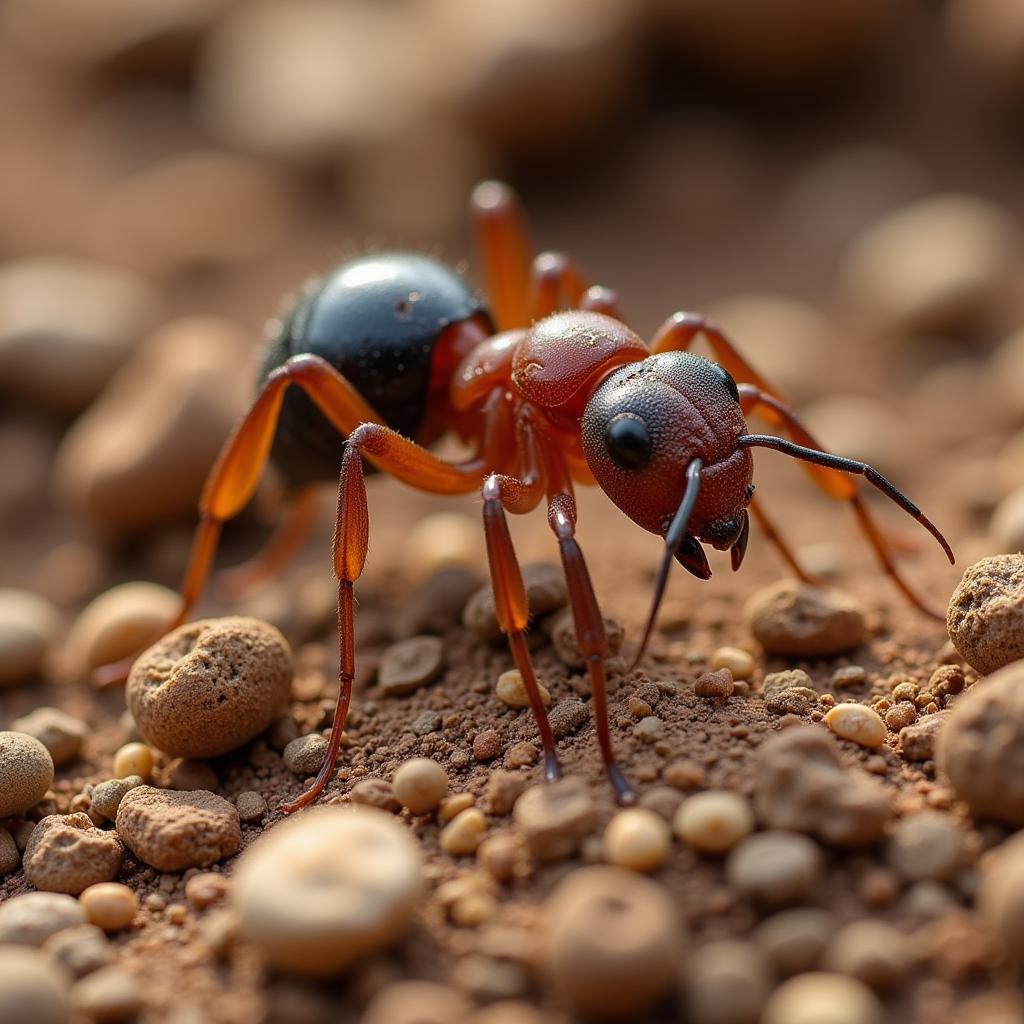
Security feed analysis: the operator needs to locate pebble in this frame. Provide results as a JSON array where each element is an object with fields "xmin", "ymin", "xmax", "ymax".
[
  {"xmin": 745, "ymin": 579, "xmax": 865, "ymax": 656},
  {"xmin": 937, "ymin": 660, "xmax": 1024, "ymax": 822},
  {"xmin": 378, "ymin": 636, "xmax": 444, "ymax": 695},
  {"xmin": 112, "ymin": 743, "xmax": 154, "ymax": 781},
  {"xmin": 0, "ymin": 256, "xmax": 160, "ymax": 415},
  {"xmin": 392, "ymin": 757, "xmax": 449, "ymax": 814},
  {"xmin": 755, "ymin": 726, "xmax": 890, "ymax": 846},
  {"xmin": 0, "ymin": 589, "xmax": 60, "ymax": 686},
  {"xmin": 695, "ymin": 668, "xmax": 735, "ymax": 699},
  {"xmin": 0, "ymin": 891, "xmax": 86, "ymax": 945},
  {"xmin": 505, "ymin": 741, "xmax": 539, "ymax": 769},
  {"xmin": 64, "ymin": 582, "xmax": 179, "ymax": 678},
  {"xmin": 395, "ymin": 566, "xmax": 484, "ymax": 638},
  {"xmin": 753, "ymin": 907, "xmax": 838, "ymax": 976},
  {"xmin": 440, "ymin": 808, "xmax": 487, "ymax": 856},
  {"xmin": 0, "ymin": 826, "xmax": 19, "ymax": 876},
  {"xmin": 979, "ymin": 832, "xmax": 1024, "ymax": 963},
  {"xmin": 726, "ymin": 831, "xmax": 824, "ymax": 905},
  {"xmin": 0, "ymin": 730, "xmax": 54, "ymax": 816},
  {"xmin": 79, "ymin": 884, "xmax": 137, "ymax": 932},
  {"xmin": 484, "ymin": 769, "xmax": 530, "ymax": 816},
  {"xmin": 711, "ymin": 646, "xmax": 756, "ymax": 679},
  {"xmin": 549, "ymin": 608, "xmax": 624, "ymax": 669},
  {"xmin": 23, "ymin": 814, "xmax": 124, "ymax": 894},
  {"xmin": 684, "ymin": 940, "xmax": 772, "ymax": 1024},
  {"xmin": 769, "ymin": 973, "xmax": 884, "ymax": 1024},
  {"xmin": 495, "ymin": 668, "xmax": 550, "ymax": 709},
  {"xmin": 674, "ymin": 791, "xmax": 755, "ymax": 854},
  {"xmin": 128, "ymin": 616, "xmax": 293, "ymax": 758},
  {"xmin": 157, "ymin": 757, "xmax": 218, "ymax": 792},
  {"xmin": 887, "ymin": 812, "xmax": 965, "ymax": 882},
  {"xmin": 283, "ymin": 733, "xmax": 328, "ymax": 776},
  {"xmin": 825, "ymin": 703, "xmax": 887, "ymax": 748},
  {"xmin": 359, "ymin": 980, "xmax": 472, "ymax": 1024},
  {"xmin": 947, "ymin": 555, "xmax": 1024, "ymax": 674},
  {"xmin": 991, "ymin": 487, "xmax": 1024, "ymax": 551},
  {"xmin": 884, "ymin": 702, "xmax": 916, "ymax": 732},
  {"xmin": 463, "ymin": 563, "xmax": 567, "ymax": 642},
  {"xmin": 473, "ymin": 728, "xmax": 504, "ymax": 762},
  {"xmin": 603, "ymin": 808, "xmax": 671, "ymax": 872},
  {"xmin": 89, "ymin": 776, "xmax": 143, "ymax": 821},
  {"xmin": 233, "ymin": 806, "xmax": 422, "ymax": 975},
  {"xmin": 899, "ymin": 711, "xmax": 947, "ymax": 762},
  {"xmin": 822, "ymin": 920, "xmax": 910, "ymax": 991},
  {"xmin": 543, "ymin": 866, "xmax": 680, "ymax": 1018},
  {"xmin": 548, "ymin": 698, "xmax": 590, "ymax": 738},
  {"xmin": 350, "ymin": 778, "xmax": 402, "ymax": 813},
  {"xmin": 70, "ymin": 965, "xmax": 142, "ymax": 1023},
  {"xmin": 438, "ymin": 792, "xmax": 475, "ymax": 823},
  {"xmin": 513, "ymin": 779, "xmax": 597, "ymax": 861},
  {"xmin": 56, "ymin": 315, "xmax": 251, "ymax": 534},
  {"xmin": 44, "ymin": 924, "xmax": 113, "ymax": 978},
  {"xmin": 0, "ymin": 946, "xmax": 70, "ymax": 1024},
  {"xmin": 633, "ymin": 715, "xmax": 665, "ymax": 743},
  {"xmin": 10, "ymin": 706, "xmax": 87, "ymax": 766},
  {"xmin": 185, "ymin": 872, "xmax": 231, "ymax": 910},
  {"xmin": 235, "ymin": 791, "xmax": 267, "ymax": 824},
  {"xmin": 116, "ymin": 787, "xmax": 240, "ymax": 871}
]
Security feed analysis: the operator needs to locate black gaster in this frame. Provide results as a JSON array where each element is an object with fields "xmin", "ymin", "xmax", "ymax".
[{"xmin": 260, "ymin": 253, "xmax": 491, "ymax": 488}]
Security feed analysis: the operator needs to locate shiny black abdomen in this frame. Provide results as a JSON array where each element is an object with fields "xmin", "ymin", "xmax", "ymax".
[{"xmin": 260, "ymin": 253, "xmax": 489, "ymax": 488}]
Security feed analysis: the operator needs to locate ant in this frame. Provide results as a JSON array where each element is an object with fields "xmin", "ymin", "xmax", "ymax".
[{"xmin": 97, "ymin": 182, "xmax": 953, "ymax": 811}]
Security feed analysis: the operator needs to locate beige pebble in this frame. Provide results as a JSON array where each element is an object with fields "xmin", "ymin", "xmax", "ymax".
[
  {"xmin": 440, "ymin": 808, "xmax": 487, "ymax": 856},
  {"xmin": 887, "ymin": 812, "xmax": 965, "ymax": 882},
  {"xmin": 674, "ymin": 791, "xmax": 755, "ymax": 854},
  {"xmin": 70, "ymin": 965, "xmax": 141, "ymax": 1023},
  {"xmin": 0, "ymin": 826, "xmax": 19, "ymax": 877},
  {"xmin": 899, "ymin": 712, "xmax": 947, "ymax": 763},
  {"xmin": 401, "ymin": 512, "xmax": 485, "ymax": 583},
  {"xmin": 822, "ymin": 920, "xmax": 910, "ymax": 991},
  {"xmin": 235, "ymin": 791, "xmax": 267, "ymax": 824},
  {"xmin": 393, "ymin": 758, "xmax": 449, "ymax": 815},
  {"xmin": 513, "ymin": 779, "xmax": 597, "ymax": 862},
  {"xmin": 753, "ymin": 907, "xmax": 838, "ymax": 976},
  {"xmin": 762, "ymin": 971, "xmax": 882, "ymax": 1024},
  {"xmin": 726, "ymin": 831, "xmax": 823, "ymax": 906},
  {"xmin": 65, "ymin": 582, "xmax": 178, "ymax": 678},
  {"xmin": 711, "ymin": 646, "xmax": 755, "ymax": 679},
  {"xmin": 10, "ymin": 707, "xmax": 87, "ymax": 766},
  {"xmin": 0, "ymin": 731, "xmax": 54, "ymax": 816},
  {"xmin": 438, "ymin": 792, "xmax": 475, "ymax": 824},
  {"xmin": 23, "ymin": 814, "xmax": 123, "ymax": 895},
  {"xmin": 694, "ymin": 668, "xmax": 735, "ymax": 700},
  {"xmin": 116, "ymin": 787, "xmax": 240, "ymax": 871},
  {"xmin": 463, "ymin": 563, "xmax": 567, "ymax": 642},
  {"xmin": 185, "ymin": 872, "xmax": 230, "ymax": 910},
  {"xmin": 0, "ymin": 589, "xmax": 60, "ymax": 686},
  {"xmin": 378, "ymin": 635, "xmax": 444, "ymax": 696},
  {"xmin": 128, "ymin": 617, "xmax": 293, "ymax": 759},
  {"xmin": 283, "ymin": 734, "xmax": 327, "ymax": 776},
  {"xmin": 0, "ymin": 946, "xmax": 70, "ymax": 1024},
  {"xmin": 112, "ymin": 743, "xmax": 153, "ymax": 781},
  {"xmin": 43, "ymin": 924, "xmax": 112, "ymax": 978},
  {"xmin": 979, "ymin": 832, "xmax": 1024, "ymax": 963},
  {"xmin": 947, "ymin": 555, "xmax": 1024, "ymax": 675},
  {"xmin": 495, "ymin": 668, "xmax": 550, "ymax": 709},
  {"xmin": 825, "ymin": 703, "xmax": 886, "ymax": 748},
  {"xmin": 89, "ymin": 776, "xmax": 143, "ymax": 822},
  {"xmin": 351, "ymin": 778, "xmax": 401, "ymax": 813},
  {"xmin": 80, "ymin": 884, "xmax": 137, "ymax": 932},
  {"xmin": 359, "ymin": 980, "xmax": 472, "ymax": 1024},
  {"xmin": 0, "ymin": 891, "xmax": 86, "ymax": 946},
  {"xmin": 684, "ymin": 940, "xmax": 772, "ymax": 1024},
  {"xmin": 603, "ymin": 808, "xmax": 671, "ymax": 872},
  {"xmin": 233, "ymin": 806, "xmax": 422, "ymax": 976},
  {"xmin": 745, "ymin": 579, "xmax": 865, "ymax": 657},
  {"xmin": 543, "ymin": 865, "xmax": 681, "ymax": 1018}
]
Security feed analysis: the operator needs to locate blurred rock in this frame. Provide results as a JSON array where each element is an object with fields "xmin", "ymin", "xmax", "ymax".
[
  {"xmin": 800, "ymin": 394, "xmax": 912, "ymax": 479},
  {"xmin": 0, "ymin": 589, "xmax": 60, "ymax": 687},
  {"xmin": 987, "ymin": 327, "xmax": 1024, "ymax": 425},
  {"xmin": 945, "ymin": 0, "xmax": 1024, "ymax": 101},
  {"xmin": 991, "ymin": 488, "xmax": 1024, "ymax": 553}
]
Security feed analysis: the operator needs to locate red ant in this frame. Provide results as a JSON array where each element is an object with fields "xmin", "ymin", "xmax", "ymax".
[{"xmin": 97, "ymin": 182, "xmax": 953, "ymax": 811}]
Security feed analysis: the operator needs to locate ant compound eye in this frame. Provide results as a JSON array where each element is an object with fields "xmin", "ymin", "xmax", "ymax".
[
  {"xmin": 604, "ymin": 412, "xmax": 652, "ymax": 471},
  {"xmin": 711, "ymin": 363, "xmax": 740, "ymax": 402}
]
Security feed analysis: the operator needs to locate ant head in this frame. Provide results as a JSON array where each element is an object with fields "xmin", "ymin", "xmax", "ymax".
[{"xmin": 581, "ymin": 351, "xmax": 754, "ymax": 565}]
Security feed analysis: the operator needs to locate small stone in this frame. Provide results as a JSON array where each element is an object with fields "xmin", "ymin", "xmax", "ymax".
[
  {"xmin": 514, "ymin": 779, "xmax": 597, "ymax": 861},
  {"xmin": 473, "ymin": 728, "xmax": 504, "ymax": 762},
  {"xmin": 185, "ymin": 872, "xmax": 230, "ymax": 910},
  {"xmin": 79, "ymin": 884, "xmax": 137, "ymax": 932},
  {"xmin": 350, "ymin": 778, "xmax": 402, "ymax": 813},
  {"xmin": 936, "ymin": 661, "xmax": 1024, "ymax": 822},
  {"xmin": 283, "ymin": 733, "xmax": 328, "ymax": 776},
  {"xmin": 726, "ymin": 831, "xmax": 824, "ymax": 905},
  {"xmin": 10, "ymin": 707, "xmax": 87, "ymax": 767},
  {"xmin": 484, "ymin": 770, "xmax": 529, "ymax": 816},
  {"xmin": 0, "ymin": 826, "xmax": 19, "ymax": 877},
  {"xmin": 633, "ymin": 715, "xmax": 665, "ymax": 743},
  {"xmin": 233, "ymin": 807, "xmax": 423, "ymax": 975},
  {"xmin": 70, "ymin": 966, "xmax": 142, "ymax": 1023},
  {"xmin": 89, "ymin": 777, "xmax": 143, "ymax": 822},
  {"xmin": 463, "ymin": 563, "xmax": 567, "ymax": 642},
  {"xmin": 505, "ymin": 742, "xmax": 538, "ymax": 768},
  {"xmin": 116, "ymin": 787, "xmax": 240, "ymax": 871},
  {"xmin": 0, "ymin": 946, "xmax": 70, "ymax": 1024},
  {"xmin": 392, "ymin": 758, "xmax": 449, "ymax": 815},
  {"xmin": 112, "ymin": 743, "xmax": 153, "ymax": 781},
  {"xmin": 825, "ymin": 703, "xmax": 887, "ymax": 748},
  {"xmin": 762, "ymin": 972, "xmax": 883, "ymax": 1024},
  {"xmin": 43, "ymin": 924, "xmax": 112, "ymax": 978},
  {"xmin": 0, "ymin": 731, "xmax": 54, "ymax": 816},
  {"xmin": 438, "ymin": 793, "xmax": 475, "ymax": 824},
  {"xmin": 929, "ymin": 664, "xmax": 965, "ymax": 698},
  {"xmin": 543, "ymin": 866, "xmax": 681, "ymax": 1018},
  {"xmin": 822, "ymin": 920, "xmax": 910, "ymax": 991},
  {"xmin": 663, "ymin": 760, "xmax": 706, "ymax": 790},
  {"xmin": 411, "ymin": 709, "xmax": 442, "ymax": 735},
  {"xmin": 359, "ymin": 980, "xmax": 472, "ymax": 1024},
  {"xmin": 603, "ymin": 808, "xmax": 671, "ymax": 872},
  {"xmin": 947, "ymin": 555, "xmax": 1024, "ymax": 674},
  {"xmin": 884, "ymin": 702, "xmax": 917, "ymax": 732},
  {"xmin": 674, "ymin": 791, "xmax": 755, "ymax": 855},
  {"xmin": 23, "ymin": 814, "xmax": 123, "ymax": 895},
  {"xmin": 711, "ymin": 646, "xmax": 756, "ymax": 679},
  {"xmin": 478, "ymin": 833, "xmax": 525, "ymax": 883},
  {"xmin": 0, "ymin": 891, "xmax": 86, "ymax": 946},
  {"xmin": 695, "ymin": 668, "xmax": 735, "ymax": 699},
  {"xmin": 128, "ymin": 617, "xmax": 293, "ymax": 759},
  {"xmin": 899, "ymin": 711, "xmax": 947, "ymax": 762},
  {"xmin": 495, "ymin": 669, "xmax": 550, "ymax": 709},
  {"xmin": 764, "ymin": 685, "xmax": 819, "ymax": 716},
  {"xmin": 753, "ymin": 908, "xmax": 838, "ymax": 976},
  {"xmin": 549, "ymin": 699, "xmax": 589, "ymax": 738},
  {"xmin": 887, "ymin": 812, "xmax": 965, "ymax": 882},
  {"xmin": 156, "ymin": 758, "xmax": 218, "ymax": 792},
  {"xmin": 235, "ymin": 791, "xmax": 267, "ymax": 824},
  {"xmin": 979, "ymin": 832, "xmax": 1024, "ymax": 964},
  {"xmin": 549, "ymin": 608, "xmax": 624, "ymax": 669},
  {"xmin": 745, "ymin": 579, "xmax": 865, "ymax": 657},
  {"xmin": 378, "ymin": 636, "xmax": 444, "ymax": 695},
  {"xmin": 440, "ymin": 808, "xmax": 487, "ymax": 856},
  {"xmin": 833, "ymin": 665, "xmax": 867, "ymax": 688},
  {"xmin": 684, "ymin": 940, "xmax": 772, "ymax": 1024},
  {"xmin": 0, "ymin": 589, "xmax": 60, "ymax": 687}
]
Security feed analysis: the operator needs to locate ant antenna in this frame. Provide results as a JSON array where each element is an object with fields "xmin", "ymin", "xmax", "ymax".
[
  {"xmin": 735, "ymin": 434, "xmax": 954, "ymax": 564},
  {"xmin": 632, "ymin": 458, "xmax": 703, "ymax": 669}
]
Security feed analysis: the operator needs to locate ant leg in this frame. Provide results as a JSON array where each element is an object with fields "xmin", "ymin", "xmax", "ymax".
[
  {"xmin": 472, "ymin": 181, "xmax": 531, "ymax": 332},
  {"xmin": 548, "ymin": 491, "xmax": 636, "ymax": 805},
  {"xmin": 580, "ymin": 285, "xmax": 621, "ymax": 317},
  {"xmin": 528, "ymin": 252, "xmax": 588, "ymax": 318},
  {"xmin": 747, "ymin": 495, "xmax": 818, "ymax": 585}
]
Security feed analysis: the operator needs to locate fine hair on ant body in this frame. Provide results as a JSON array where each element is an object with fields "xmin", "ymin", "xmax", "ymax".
[{"xmin": 96, "ymin": 181, "xmax": 954, "ymax": 811}]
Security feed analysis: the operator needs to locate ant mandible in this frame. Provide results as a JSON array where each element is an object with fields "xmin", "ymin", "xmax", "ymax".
[{"xmin": 98, "ymin": 182, "xmax": 954, "ymax": 811}]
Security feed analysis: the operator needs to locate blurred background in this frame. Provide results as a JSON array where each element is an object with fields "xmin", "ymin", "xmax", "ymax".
[{"xmin": 2, "ymin": 0, "xmax": 1024, "ymax": 624}]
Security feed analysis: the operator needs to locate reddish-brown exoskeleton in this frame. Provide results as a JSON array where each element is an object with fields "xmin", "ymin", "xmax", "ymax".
[{"xmin": 97, "ymin": 182, "xmax": 953, "ymax": 810}]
